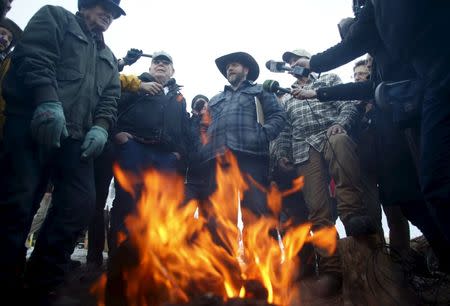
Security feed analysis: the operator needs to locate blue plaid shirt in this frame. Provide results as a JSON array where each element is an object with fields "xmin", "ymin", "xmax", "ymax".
[{"xmin": 201, "ymin": 80, "xmax": 286, "ymax": 161}]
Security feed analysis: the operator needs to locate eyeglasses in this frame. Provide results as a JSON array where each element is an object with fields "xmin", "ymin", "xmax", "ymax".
[{"xmin": 152, "ymin": 59, "xmax": 171, "ymax": 66}]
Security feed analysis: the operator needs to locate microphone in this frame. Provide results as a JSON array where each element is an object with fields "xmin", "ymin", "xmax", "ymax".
[
  {"xmin": 265, "ymin": 60, "xmax": 290, "ymax": 73},
  {"xmin": 263, "ymin": 80, "xmax": 291, "ymax": 94},
  {"xmin": 265, "ymin": 60, "xmax": 311, "ymax": 78}
]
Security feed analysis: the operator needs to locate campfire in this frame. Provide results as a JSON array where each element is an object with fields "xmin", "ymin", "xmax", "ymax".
[{"xmin": 92, "ymin": 152, "xmax": 337, "ymax": 306}]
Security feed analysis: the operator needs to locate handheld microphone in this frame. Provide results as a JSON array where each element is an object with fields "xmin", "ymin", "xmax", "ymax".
[
  {"xmin": 265, "ymin": 60, "xmax": 290, "ymax": 73},
  {"xmin": 263, "ymin": 80, "xmax": 291, "ymax": 94},
  {"xmin": 265, "ymin": 60, "xmax": 311, "ymax": 78}
]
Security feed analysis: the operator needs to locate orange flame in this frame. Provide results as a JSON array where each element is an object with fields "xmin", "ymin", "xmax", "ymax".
[{"xmin": 95, "ymin": 151, "xmax": 336, "ymax": 306}]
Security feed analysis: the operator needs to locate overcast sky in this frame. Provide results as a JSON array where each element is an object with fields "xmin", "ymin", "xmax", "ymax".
[
  {"xmin": 8, "ymin": 0, "xmax": 421, "ymax": 238},
  {"xmin": 8, "ymin": 0, "xmax": 360, "ymax": 102}
]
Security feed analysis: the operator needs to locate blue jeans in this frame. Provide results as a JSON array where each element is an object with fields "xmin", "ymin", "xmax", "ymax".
[
  {"xmin": 0, "ymin": 115, "xmax": 95, "ymax": 292},
  {"xmin": 109, "ymin": 139, "xmax": 178, "ymax": 252}
]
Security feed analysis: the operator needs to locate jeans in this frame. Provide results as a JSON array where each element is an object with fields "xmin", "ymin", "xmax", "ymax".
[
  {"xmin": 87, "ymin": 141, "xmax": 114, "ymax": 266},
  {"xmin": 0, "ymin": 115, "xmax": 95, "ymax": 291},
  {"xmin": 109, "ymin": 139, "xmax": 178, "ymax": 253}
]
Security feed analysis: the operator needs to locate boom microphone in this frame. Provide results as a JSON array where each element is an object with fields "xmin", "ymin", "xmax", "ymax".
[{"xmin": 263, "ymin": 80, "xmax": 291, "ymax": 94}]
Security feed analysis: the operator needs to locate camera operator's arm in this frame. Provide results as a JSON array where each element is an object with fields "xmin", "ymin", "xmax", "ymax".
[
  {"xmin": 316, "ymin": 80, "xmax": 375, "ymax": 101},
  {"xmin": 294, "ymin": 2, "xmax": 380, "ymax": 73}
]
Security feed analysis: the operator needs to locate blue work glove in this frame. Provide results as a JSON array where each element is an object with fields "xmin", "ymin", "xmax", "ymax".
[
  {"xmin": 122, "ymin": 48, "xmax": 143, "ymax": 65},
  {"xmin": 80, "ymin": 125, "xmax": 108, "ymax": 160},
  {"xmin": 30, "ymin": 101, "xmax": 68, "ymax": 149}
]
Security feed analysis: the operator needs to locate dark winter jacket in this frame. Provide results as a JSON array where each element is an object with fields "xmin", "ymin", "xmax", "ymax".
[
  {"xmin": 116, "ymin": 73, "xmax": 191, "ymax": 158},
  {"xmin": 370, "ymin": 0, "xmax": 450, "ymax": 63},
  {"xmin": 201, "ymin": 80, "xmax": 286, "ymax": 162},
  {"xmin": 2, "ymin": 5, "xmax": 120, "ymax": 138},
  {"xmin": 310, "ymin": 0, "xmax": 450, "ymax": 82},
  {"xmin": 310, "ymin": 0, "xmax": 419, "ymax": 102}
]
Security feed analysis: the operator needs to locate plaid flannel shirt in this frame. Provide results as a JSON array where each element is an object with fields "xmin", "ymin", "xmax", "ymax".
[
  {"xmin": 202, "ymin": 80, "xmax": 286, "ymax": 162},
  {"xmin": 270, "ymin": 73, "xmax": 359, "ymax": 165}
]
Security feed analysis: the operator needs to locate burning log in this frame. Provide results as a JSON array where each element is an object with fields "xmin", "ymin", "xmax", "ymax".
[
  {"xmin": 94, "ymin": 152, "xmax": 337, "ymax": 306},
  {"xmin": 105, "ymin": 243, "xmax": 275, "ymax": 306}
]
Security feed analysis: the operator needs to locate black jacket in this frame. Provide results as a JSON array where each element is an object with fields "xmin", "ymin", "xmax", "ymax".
[
  {"xmin": 311, "ymin": 1, "xmax": 418, "ymax": 103},
  {"xmin": 116, "ymin": 73, "xmax": 191, "ymax": 158}
]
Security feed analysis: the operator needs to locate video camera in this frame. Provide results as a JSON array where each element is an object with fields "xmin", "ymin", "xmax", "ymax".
[{"xmin": 265, "ymin": 60, "xmax": 310, "ymax": 78}]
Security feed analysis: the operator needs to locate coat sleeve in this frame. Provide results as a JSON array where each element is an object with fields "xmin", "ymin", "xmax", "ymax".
[
  {"xmin": 328, "ymin": 73, "xmax": 359, "ymax": 131},
  {"xmin": 309, "ymin": 2, "xmax": 381, "ymax": 73},
  {"xmin": 10, "ymin": 5, "xmax": 68, "ymax": 104},
  {"xmin": 120, "ymin": 74, "xmax": 141, "ymax": 92},
  {"xmin": 270, "ymin": 97, "xmax": 293, "ymax": 163},
  {"xmin": 259, "ymin": 89, "xmax": 287, "ymax": 141},
  {"xmin": 316, "ymin": 80, "xmax": 375, "ymax": 101},
  {"xmin": 94, "ymin": 65, "xmax": 120, "ymax": 131}
]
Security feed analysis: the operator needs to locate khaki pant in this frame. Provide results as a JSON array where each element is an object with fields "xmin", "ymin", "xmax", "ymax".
[{"xmin": 297, "ymin": 134, "xmax": 366, "ymax": 274}]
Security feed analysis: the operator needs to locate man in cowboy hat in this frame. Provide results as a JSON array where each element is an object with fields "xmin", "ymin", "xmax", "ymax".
[
  {"xmin": 0, "ymin": 0, "xmax": 124, "ymax": 302},
  {"xmin": 201, "ymin": 51, "xmax": 285, "ymax": 218}
]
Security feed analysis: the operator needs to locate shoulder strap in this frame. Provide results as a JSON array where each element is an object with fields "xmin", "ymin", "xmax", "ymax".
[{"xmin": 254, "ymin": 95, "xmax": 265, "ymax": 125}]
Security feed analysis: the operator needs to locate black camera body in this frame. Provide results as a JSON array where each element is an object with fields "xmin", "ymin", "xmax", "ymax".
[
  {"xmin": 375, "ymin": 80, "xmax": 423, "ymax": 129},
  {"xmin": 290, "ymin": 66, "xmax": 311, "ymax": 78}
]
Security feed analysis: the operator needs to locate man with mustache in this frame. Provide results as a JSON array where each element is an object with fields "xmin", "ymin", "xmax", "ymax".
[
  {"xmin": 201, "ymin": 51, "xmax": 286, "ymax": 218},
  {"xmin": 0, "ymin": 0, "xmax": 124, "ymax": 303}
]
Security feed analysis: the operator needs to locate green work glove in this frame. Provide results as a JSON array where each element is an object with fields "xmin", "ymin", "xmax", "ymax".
[
  {"xmin": 80, "ymin": 125, "xmax": 108, "ymax": 160},
  {"xmin": 30, "ymin": 101, "xmax": 68, "ymax": 149}
]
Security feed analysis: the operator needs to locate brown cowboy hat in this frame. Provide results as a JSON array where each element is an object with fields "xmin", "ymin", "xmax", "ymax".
[{"xmin": 215, "ymin": 51, "xmax": 260, "ymax": 81}]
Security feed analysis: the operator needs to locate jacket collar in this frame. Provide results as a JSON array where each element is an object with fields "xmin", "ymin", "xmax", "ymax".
[
  {"xmin": 224, "ymin": 79, "xmax": 254, "ymax": 92},
  {"xmin": 75, "ymin": 12, "xmax": 106, "ymax": 50}
]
